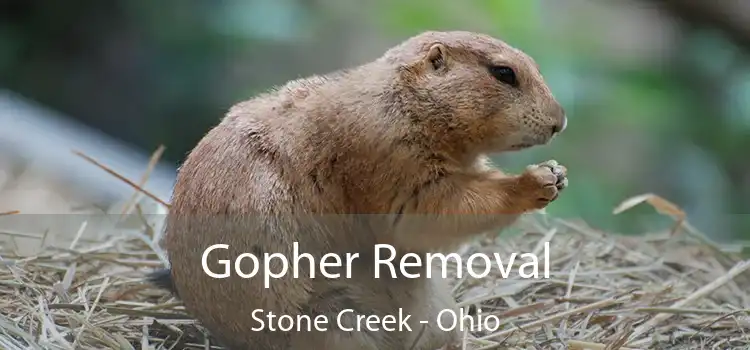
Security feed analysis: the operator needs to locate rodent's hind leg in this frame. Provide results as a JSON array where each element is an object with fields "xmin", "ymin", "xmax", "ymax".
[
  {"xmin": 145, "ymin": 268, "xmax": 179, "ymax": 297},
  {"xmin": 395, "ymin": 276, "xmax": 462, "ymax": 350},
  {"xmin": 288, "ymin": 326, "xmax": 384, "ymax": 350},
  {"xmin": 288, "ymin": 282, "xmax": 403, "ymax": 350}
]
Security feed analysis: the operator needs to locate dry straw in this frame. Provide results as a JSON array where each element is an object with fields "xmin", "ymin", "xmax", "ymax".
[{"xmin": 0, "ymin": 149, "xmax": 748, "ymax": 349}]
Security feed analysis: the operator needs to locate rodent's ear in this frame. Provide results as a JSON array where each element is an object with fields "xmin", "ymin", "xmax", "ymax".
[{"xmin": 424, "ymin": 43, "xmax": 448, "ymax": 71}]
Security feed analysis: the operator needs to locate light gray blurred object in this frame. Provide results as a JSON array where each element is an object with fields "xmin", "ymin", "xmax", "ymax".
[
  {"xmin": 0, "ymin": 89, "xmax": 176, "ymax": 210},
  {"xmin": 0, "ymin": 90, "xmax": 174, "ymax": 256}
]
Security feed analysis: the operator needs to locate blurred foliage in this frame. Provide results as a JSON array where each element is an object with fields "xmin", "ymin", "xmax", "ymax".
[{"xmin": 0, "ymin": 0, "xmax": 748, "ymax": 241}]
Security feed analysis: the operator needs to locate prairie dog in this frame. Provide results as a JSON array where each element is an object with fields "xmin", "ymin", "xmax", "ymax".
[{"xmin": 150, "ymin": 31, "xmax": 568, "ymax": 350}]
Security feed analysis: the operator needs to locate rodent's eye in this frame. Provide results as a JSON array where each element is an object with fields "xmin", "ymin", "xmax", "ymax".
[{"xmin": 489, "ymin": 66, "xmax": 518, "ymax": 87}]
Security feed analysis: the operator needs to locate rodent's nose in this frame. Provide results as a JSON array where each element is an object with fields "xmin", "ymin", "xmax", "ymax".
[
  {"xmin": 551, "ymin": 105, "xmax": 567, "ymax": 135},
  {"xmin": 552, "ymin": 115, "xmax": 567, "ymax": 134}
]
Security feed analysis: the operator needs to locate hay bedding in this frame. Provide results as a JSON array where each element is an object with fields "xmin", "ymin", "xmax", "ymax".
[
  {"xmin": 1, "ymin": 212, "xmax": 749, "ymax": 350},
  {"xmin": 0, "ymin": 155, "xmax": 749, "ymax": 349}
]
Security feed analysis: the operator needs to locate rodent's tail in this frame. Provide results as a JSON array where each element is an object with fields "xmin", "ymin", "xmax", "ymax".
[{"xmin": 145, "ymin": 268, "xmax": 179, "ymax": 297}]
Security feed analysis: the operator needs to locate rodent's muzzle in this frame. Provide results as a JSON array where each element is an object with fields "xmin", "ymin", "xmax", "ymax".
[
  {"xmin": 517, "ymin": 112, "xmax": 566, "ymax": 149},
  {"xmin": 540, "ymin": 104, "xmax": 567, "ymax": 143},
  {"xmin": 506, "ymin": 105, "xmax": 567, "ymax": 151}
]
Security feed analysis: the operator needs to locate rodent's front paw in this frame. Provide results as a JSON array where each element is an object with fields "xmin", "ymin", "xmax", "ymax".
[{"xmin": 518, "ymin": 160, "xmax": 567, "ymax": 210}]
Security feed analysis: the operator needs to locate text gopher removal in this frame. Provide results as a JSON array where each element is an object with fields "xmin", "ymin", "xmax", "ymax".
[{"xmin": 201, "ymin": 241, "xmax": 550, "ymax": 287}]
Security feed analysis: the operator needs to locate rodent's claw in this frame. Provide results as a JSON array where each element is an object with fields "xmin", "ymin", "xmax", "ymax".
[
  {"xmin": 539, "ymin": 159, "xmax": 567, "ymax": 189},
  {"xmin": 519, "ymin": 159, "xmax": 567, "ymax": 209},
  {"xmin": 541, "ymin": 159, "xmax": 558, "ymax": 167}
]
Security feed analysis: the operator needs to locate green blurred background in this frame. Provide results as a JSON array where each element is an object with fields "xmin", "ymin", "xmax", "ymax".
[{"xmin": 1, "ymin": 0, "xmax": 748, "ymax": 242}]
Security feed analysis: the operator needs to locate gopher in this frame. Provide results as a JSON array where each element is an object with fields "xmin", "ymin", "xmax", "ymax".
[{"xmin": 149, "ymin": 30, "xmax": 568, "ymax": 350}]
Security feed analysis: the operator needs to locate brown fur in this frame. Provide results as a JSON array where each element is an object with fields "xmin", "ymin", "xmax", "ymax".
[{"xmin": 157, "ymin": 31, "xmax": 568, "ymax": 350}]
